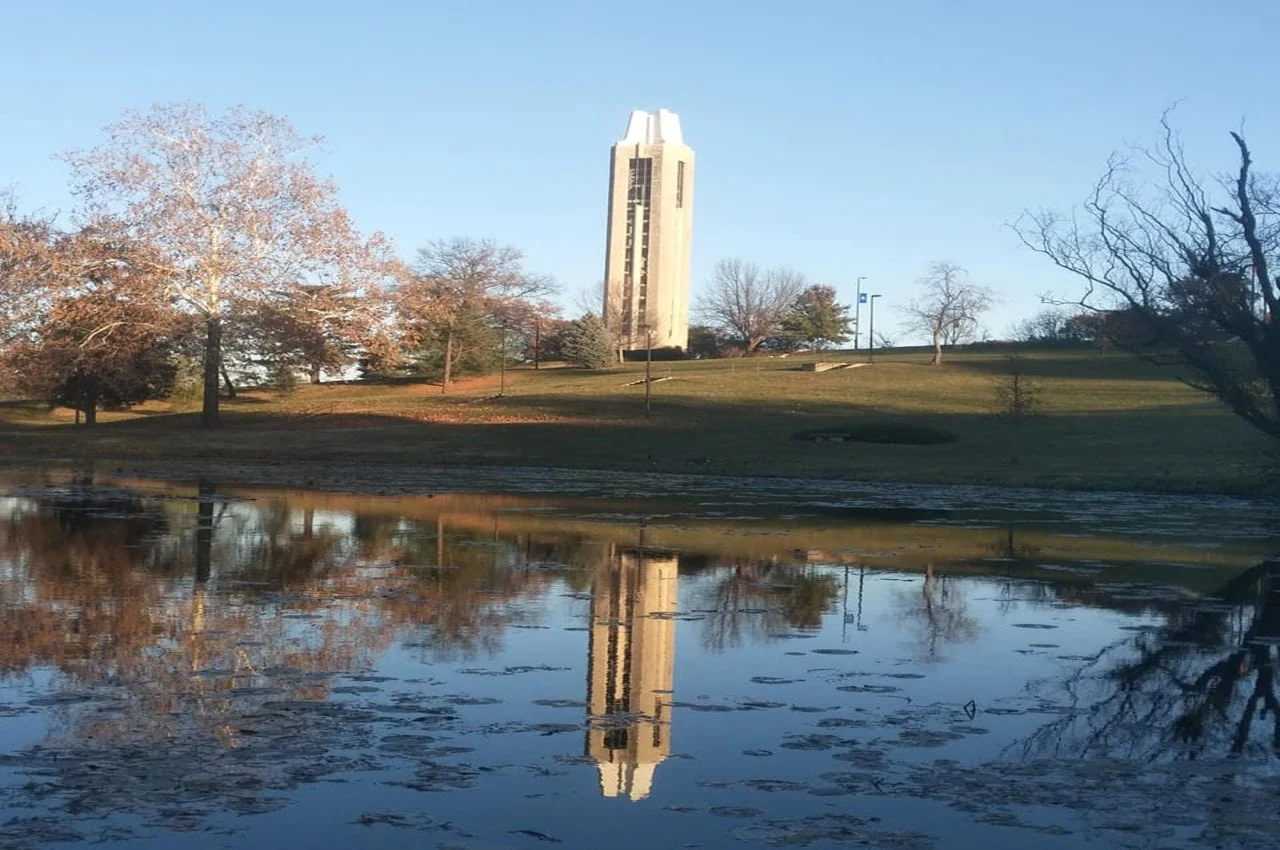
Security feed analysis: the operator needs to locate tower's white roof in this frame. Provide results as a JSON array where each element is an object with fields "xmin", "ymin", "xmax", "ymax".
[{"xmin": 619, "ymin": 109, "xmax": 684, "ymax": 145}]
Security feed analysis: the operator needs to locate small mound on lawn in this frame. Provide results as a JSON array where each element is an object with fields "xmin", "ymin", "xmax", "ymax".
[{"xmin": 791, "ymin": 423, "xmax": 958, "ymax": 446}]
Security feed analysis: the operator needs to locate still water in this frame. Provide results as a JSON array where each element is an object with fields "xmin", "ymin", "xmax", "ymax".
[{"xmin": 1, "ymin": 469, "xmax": 1278, "ymax": 849}]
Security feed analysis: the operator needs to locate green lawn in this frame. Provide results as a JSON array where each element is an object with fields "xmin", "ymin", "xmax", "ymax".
[{"xmin": 1, "ymin": 347, "xmax": 1275, "ymax": 495}]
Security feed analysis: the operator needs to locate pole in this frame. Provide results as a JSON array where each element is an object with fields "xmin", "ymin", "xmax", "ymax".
[
  {"xmin": 533, "ymin": 319, "xmax": 541, "ymax": 370},
  {"xmin": 854, "ymin": 276, "xmax": 866, "ymax": 351},
  {"xmin": 644, "ymin": 328, "xmax": 653, "ymax": 418},
  {"xmin": 869, "ymin": 294, "xmax": 881, "ymax": 363},
  {"xmin": 499, "ymin": 325, "xmax": 507, "ymax": 396},
  {"xmin": 856, "ymin": 566, "xmax": 865, "ymax": 630},
  {"xmin": 842, "ymin": 564, "xmax": 849, "ymax": 642}
]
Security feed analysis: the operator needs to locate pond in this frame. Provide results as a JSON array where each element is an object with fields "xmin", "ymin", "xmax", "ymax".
[{"xmin": 1, "ymin": 467, "xmax": 1278, "ymax": 849}]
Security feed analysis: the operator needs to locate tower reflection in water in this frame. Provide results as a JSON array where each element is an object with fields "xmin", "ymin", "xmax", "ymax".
[{"xmin": 585, "ymin": 542, "xmax": 679, "ymax": 801}]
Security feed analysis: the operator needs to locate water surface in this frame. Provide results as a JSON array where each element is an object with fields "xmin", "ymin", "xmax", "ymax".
[{"xmin": 1, "ymin": 470, "xmax": 1277, "ymax": 849}]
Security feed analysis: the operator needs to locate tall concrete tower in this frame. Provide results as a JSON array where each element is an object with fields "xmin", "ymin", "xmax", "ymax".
[
  {"xmin": 585, "ymin": 546, "xmax": 678, "ymax": 801},
  {"xmin": 603, "ymin": 109, "xmax": 694, "ymax": 353}
]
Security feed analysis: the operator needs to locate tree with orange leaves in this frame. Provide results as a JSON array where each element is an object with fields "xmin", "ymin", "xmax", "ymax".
[{"xmin": 2, "ymin": 222, "xmax": 181, "ymax": 424}]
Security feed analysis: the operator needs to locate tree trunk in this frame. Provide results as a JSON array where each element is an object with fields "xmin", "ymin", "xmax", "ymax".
[
  {"xmin": 195, "ymin": 479, "xmax": 214, "ymax": 584},
  {"xmin": 202, "ymin": 316, "xmax": 222, "ymax": 428},
  {"xmin": 931, "ymin": 330, "xmax": 943, "ymax": 366},
  {"xmin": 83, "ymin": 378, "xmax": 98, "ymax": 426},
  {"xmin": 309, "ymin": 363, "xmax": 322, "ymax": 384},
  {"xmin": 220, "ymin": 365, "xmax": 237, "ymax": 399},
  {"xmin": 441, "ymin": 331, "xmax": 454, "ymax": 394}
]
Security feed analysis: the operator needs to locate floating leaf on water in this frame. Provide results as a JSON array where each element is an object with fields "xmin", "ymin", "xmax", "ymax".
[
  {"xmin": 739, "ymin": 700, "xmax": 787, "ymax": 710},
  {"xmin": 733, "ymin": 813, "xmax": 936, "ymax": 848},
  {"xmin": 509, "ymin": 828, "xmax": 562, "ymax": 842},
  {"xmin": 458, "ymin": 666, "xmax": 570, "ymax": 677},
  {"xmin": 353, "ymin": 811, "xmax": 440, "ymax": 829},
  {"xmin": 343, "ymin": 675, "xmax": 398, "ymax": 683},
  {"xmin": 780, "ymin": 734, "xmax": 854, "ymax": 751},
  {"xmin": 672, "ymin": 701, "xmax": 735, "ymax": 713},
  {"xmin": 742, "ymin": 778, "xmax": 812, "ymax": 793},
  {"xmin": 443, "ymin": 695, "xmax": 503, "ymax": 706},
  {"xmin": 817, "ymin": 717, "xmax": 868, "ymax": 728}
]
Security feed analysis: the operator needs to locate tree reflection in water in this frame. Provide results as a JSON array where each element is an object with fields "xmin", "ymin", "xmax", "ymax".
[
  {"xmin": 0, "ymin": 482, "xmax": 566, "ymax": 746},
  {"xmin": 1020, "ymin": 560, "xmax": 1280, "ymax": 761},
  {"xmin": 892, "ymin": 565, "xmax": 981, "ymax": 662},
  {"xmin": 691, "ymin": 559, "xmax": 840, "ymax": 651},
  {"xmin": 2, "ymin": 479, "xmax": 1278, "ymax": 847}
]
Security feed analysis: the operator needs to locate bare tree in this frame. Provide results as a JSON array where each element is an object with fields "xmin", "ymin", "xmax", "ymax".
[
  {"xmin": 397, "ymin": 238, "xmax": 554, "ymax": 392},
  {"xmin": 62, "ymin": 103, "xmax": 395, "ymax": 427},
  {"xmin": 899, "ymin": 262, "xmax": 993, "ymax": 365},
  {"xmin": 1015, "ymin": 115, "xmax": 1280, "ymax": 440},
  {"xmin": 697, "ymin": 258, "xmax": 806, "ymax": 354}
]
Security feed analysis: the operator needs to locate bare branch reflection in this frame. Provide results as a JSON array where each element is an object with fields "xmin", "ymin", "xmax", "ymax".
[
  {"xmin": 1018, "ymin": 561, "xmax": 1280, "ymax": 761},
  {"xmin": 692, "ymin": 561, "xmax": 839, "ymax": 651},
  {"xmin": 892, "ymin": 565, "xmax": 981, "ymax": 661}
]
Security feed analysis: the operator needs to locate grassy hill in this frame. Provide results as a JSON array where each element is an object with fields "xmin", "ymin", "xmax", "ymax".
[{"xmin": 1, "ymin": 347, "xmax": 1274, "ymax": 495}]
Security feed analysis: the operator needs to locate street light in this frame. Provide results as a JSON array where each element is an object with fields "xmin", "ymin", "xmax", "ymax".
[
  {"xmin": 642, "ymin": 324, "xmax": 654, "ymax": 418},
  {"xmin": 868, "ymin": 294, "xmax": 882, "ymax": 362},
  {"xmin": 533, "ymin": 318, "xmax": 541, "ymax": 370},
  {"xmin": 854, "ymin": 276, "xmax": 867, "ymax": 351},
  {"xmin": 498, "ymin": 323, "xmax": 507, "ymax": 396}
]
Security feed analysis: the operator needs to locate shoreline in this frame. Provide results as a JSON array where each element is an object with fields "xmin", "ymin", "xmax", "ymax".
[{"xmin": 3, "ymin": 454, "xmax": 1275, "ymax": 513}]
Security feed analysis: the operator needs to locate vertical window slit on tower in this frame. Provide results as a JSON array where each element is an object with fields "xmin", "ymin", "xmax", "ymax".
[{"xmin": 624, "ymin": 158, "xmax": 654, "ymax": 338}]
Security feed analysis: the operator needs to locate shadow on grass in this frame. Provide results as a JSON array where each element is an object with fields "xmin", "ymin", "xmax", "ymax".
[
  {"xmin": 945, "ymin": 350, "xmax": 1184, "ymax": 382},
  {"xmin": 1, "ymin": 389, "xmax": 1269, "ymax": 488}
]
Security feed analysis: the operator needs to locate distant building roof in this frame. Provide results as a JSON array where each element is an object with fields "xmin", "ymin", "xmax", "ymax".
[{"xmin": 619, "ymin": 109, "xmax": 683, "ymax": 145}]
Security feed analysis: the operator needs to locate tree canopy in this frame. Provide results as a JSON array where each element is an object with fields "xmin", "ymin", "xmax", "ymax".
[
  {"xmin": 780, "ymin": 284, "xmax": 853, "ymax": 350},
  {"xmin": 62, "ymin": 103, "xmax": 395, "ymax": 425},
  {"xmin": 559, "ymin": 314, "xmax": 615, "ymax": 369}
]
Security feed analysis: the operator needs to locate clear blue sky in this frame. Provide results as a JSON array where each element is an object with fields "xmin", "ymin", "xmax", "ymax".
[{"xmin": 3, "ymin": 0, "xmax": 1276, "ymax": 339}]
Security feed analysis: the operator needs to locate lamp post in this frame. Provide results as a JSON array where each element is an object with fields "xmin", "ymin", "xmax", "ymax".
[
  {"xmin": 854, "ymin": 276, "xmax": 867, "ymax": 350},
  {"xmin": 499, "ymin": 323, "xmax": 507, "ymax": 396},
  {"xmin": 868, "ymin": 294, "xmax": 882, "ymax": 362},
  {"xmin": 643, "ymin": 325, "xmax": 654, "ymax": 418}
]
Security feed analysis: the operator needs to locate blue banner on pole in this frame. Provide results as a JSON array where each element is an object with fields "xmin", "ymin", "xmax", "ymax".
[{"xmin": 858, "ymin": 293, "xmax": 868, "ymax": 304}]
